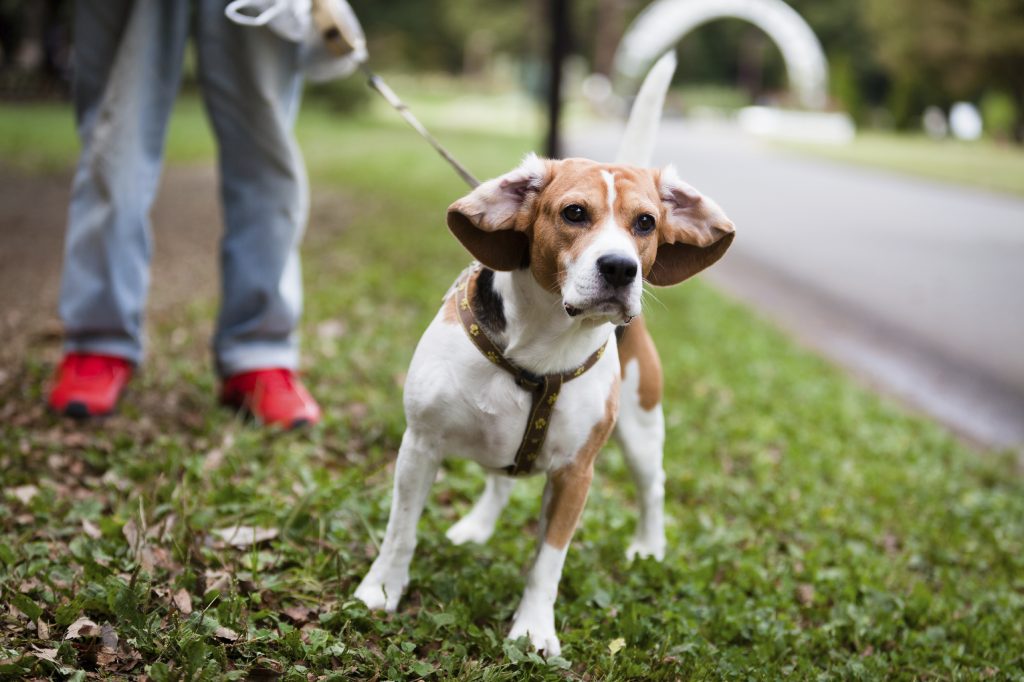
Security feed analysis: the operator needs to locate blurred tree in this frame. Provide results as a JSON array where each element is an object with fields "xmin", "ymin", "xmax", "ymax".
[
  {"xmin": 592, "ymin": 0, "xmax": 629, "ymax": 76},
  {"xmin": 970, "ymin": 0, "xmax": 1024, "ymax": 141},
  {"xmin": 866, "ymin": 0, "xmax": 1024, "ymax": 139},
  {"xmin": 349, "ymin": 0, "xmax": 1023, "ymax": 137},
  {"xmin": 865, "ymin": 0, "xmax": 977, "ymax": 101},
  {"xmin": 353, "ymin": 0, "xmax": 529, "ymax": 75},
  {"xmin": 787, "ymin": 0, "xmax": 888, "ymax": 121}
]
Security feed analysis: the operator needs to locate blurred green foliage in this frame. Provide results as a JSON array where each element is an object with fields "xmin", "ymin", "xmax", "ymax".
[
  {"xmin": 2, "ymin": 0, "xmax": 1023, "ymax": 138},
  {"xmin": 865, "ymin": 0, "xmax": 1024, "ymax": 138},
  {"xmin": 350, "ymin": 0, "xmax": 1024, "ymax": 139}
]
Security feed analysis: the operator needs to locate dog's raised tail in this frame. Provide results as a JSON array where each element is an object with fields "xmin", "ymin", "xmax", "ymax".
[{"xmin": 615, "ymin": 51, "xmax": 677, "ymax": 167}]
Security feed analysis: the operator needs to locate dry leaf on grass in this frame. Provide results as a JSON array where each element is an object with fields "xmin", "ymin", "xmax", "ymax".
[
  {"xmin": 82, "ymin": 518, "xmax": 102, "ymax": 539},
  {"xmin": 96, "ymin": 623, "xmax": 119, "ymax": 667},
  {"xmin": 30, "ymin": 647, "xmax": 58, "ymax": 662},
  {"xmin": 64, "ymin": 617, "xmax": 100, "ymax": 640},
  {"xmin": 214, "ymin": 625, "xmax": 239, "ymax": 641},
  {"xmin": 281, "ymin": 605, "xmax": 316, "ymax": 624},
  {"xmin": 796, "ymin": 583, "xmax": 816, "ymax": 606},
  {"xmin": 317, "ymin": 318, "xmax": 347, "ymax": 340},
  {"xmin": 202, "ymin": 432, "xmax": 235, "ymax": 473},
  {"xmin": 122, "ymin": 518, "xmax": 141, "ymax": 551},
  {"xmin": 146, "ymin": 513, "xmax": 177, "ymax": 542},
  {"xmin": 209, "ymin": 525, "xmax": 278, "ymax": 549},
  {"xmin": 11, "ymin": 484, "xmax": 38, "ymax": 505},
  {"xmin": 203, "ymin": 569, "xmax": 232, "ymax": 594},
  {"xmin": 172, "ymin": 588, "xmax": 193, "ymax": 615}
]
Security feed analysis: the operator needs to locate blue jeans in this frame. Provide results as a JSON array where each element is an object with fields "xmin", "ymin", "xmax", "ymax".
[{"xmin": 60, "ymin": 0, "xmax": 308, "ymax": 375}]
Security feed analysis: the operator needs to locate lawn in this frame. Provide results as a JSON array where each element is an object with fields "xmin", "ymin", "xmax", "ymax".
[
  {"xmin": 780, "ymin": 131, "xmax": 1024, "ymax": 198},
  {"xmin": 2, "ymin": 92, "xmax": 1024, "ymax": 680}
]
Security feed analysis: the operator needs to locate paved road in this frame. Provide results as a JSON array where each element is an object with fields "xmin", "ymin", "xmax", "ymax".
[{"xmin": 569, "ymin": 121, "xmax": 1024, "ymax": 451}]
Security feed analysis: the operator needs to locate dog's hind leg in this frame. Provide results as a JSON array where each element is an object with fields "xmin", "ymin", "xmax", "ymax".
[
  {"xmin": 446, "ymin": 472, "xmax": 515, "ymax": 545},
  {"xmin": 614, "ymin": 319, "xmax": 667, "ymax": 561},
  {"xmin": 354, "ymin": 429, "xmax": 441, "ymax": 612}
]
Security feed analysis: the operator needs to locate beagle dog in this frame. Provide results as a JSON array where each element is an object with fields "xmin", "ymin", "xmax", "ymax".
[{"xmin": 355, "ymin": 62, "xmax": 735, "ymax": 657}]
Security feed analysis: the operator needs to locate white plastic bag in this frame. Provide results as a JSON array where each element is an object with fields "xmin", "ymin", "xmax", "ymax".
[
  {"xmin": 225, "ymin": 0, "xmax": 312, "ymax": 42},
  {"xmin": 225, "ymin": 0, "xmax": 367, "ymax": 81}
]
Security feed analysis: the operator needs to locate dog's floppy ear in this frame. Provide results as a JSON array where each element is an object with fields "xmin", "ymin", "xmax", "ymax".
[
  {"xmin": 447, "ymin": 154, "xmax": 549, "ymax": 271},
  {"xmin": 647, "ymin": 165, "xmax": 735, "ymax": 286}
]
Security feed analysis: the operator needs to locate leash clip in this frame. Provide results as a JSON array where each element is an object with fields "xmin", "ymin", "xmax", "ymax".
[{"xmin": 514, "ymin": 371, "xmax": 544, "ymax": 392}]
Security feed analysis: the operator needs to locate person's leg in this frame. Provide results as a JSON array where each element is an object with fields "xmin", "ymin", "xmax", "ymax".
[
  {"xmin": 59, "ymin": 0, "xmax": 190, "ymax": 364},
  {"xmin": 194, "ymin": 0, "xmax": 308, "ymax": 376}
]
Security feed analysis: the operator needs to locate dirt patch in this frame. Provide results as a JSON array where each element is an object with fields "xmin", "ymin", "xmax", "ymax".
[{"xmin": 0, "ymin": 163, "xmax": 350, "ymax": 370}]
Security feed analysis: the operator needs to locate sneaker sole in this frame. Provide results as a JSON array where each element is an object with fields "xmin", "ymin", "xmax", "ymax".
[{"xmin": 60, "ymin": 401, "xmax": 114, "ymax": 419}]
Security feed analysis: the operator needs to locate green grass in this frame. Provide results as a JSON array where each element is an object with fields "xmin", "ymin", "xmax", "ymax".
[
  {"xmin": 781, "ymin": 131, "xmax": 1024, "ymax": 198},
  {"xmin": 2, "ymin": 97, "xmax": 1024, "ymax": 680}
]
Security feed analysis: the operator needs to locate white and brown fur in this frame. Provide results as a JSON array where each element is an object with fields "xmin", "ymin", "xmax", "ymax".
[{"xmin": 355, "ymin": 56, "xmax": 735, "ymax": 656}]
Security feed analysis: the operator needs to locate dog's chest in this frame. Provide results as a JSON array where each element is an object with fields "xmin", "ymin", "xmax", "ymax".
[{"xmin": 403, "ymin": 314, "xmax": 618, "ymax": 472}]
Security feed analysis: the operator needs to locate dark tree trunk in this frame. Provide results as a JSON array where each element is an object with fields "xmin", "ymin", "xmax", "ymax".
[
  {"xmin": 546, "ymin": 0, "xmax": 571, "ymax": 158},
  {"xmin": 593, "ymin": 0, "xmax": 626, "ymax": 77}
]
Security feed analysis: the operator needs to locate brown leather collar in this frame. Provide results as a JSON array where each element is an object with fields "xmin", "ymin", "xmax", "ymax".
[{"xmin": 454, "ymin": 267, "xmax": 608, "ymax": 476}]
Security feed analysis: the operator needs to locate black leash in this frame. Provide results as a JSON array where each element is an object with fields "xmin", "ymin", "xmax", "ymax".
[{"xmin": 360, "ymin": 64, "xmax": 481, "ymax": 189}]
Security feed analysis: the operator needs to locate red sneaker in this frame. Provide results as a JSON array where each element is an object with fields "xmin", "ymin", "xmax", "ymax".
[
  {"xmin": 48, "ymin": 353, "xmax": 133, "ymax": 418},
  {"xmin": 220, "ymin": 368, "xmax": 321, "ymax": 429}
]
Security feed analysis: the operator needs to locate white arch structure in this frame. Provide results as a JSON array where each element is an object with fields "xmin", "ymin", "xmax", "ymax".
[{"xmin": 614, "ymin": 0, "xmax": 830, "ymax": 110}]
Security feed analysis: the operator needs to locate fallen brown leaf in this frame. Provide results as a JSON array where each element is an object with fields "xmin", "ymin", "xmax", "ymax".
[
  {"xmin": 11, "ymin": 484, "xmax": 38, "ymax": 505},
  {"xmin": 202, "ymin": 432, "xmax": 235, "ymax": 474},
  {"xmin": 214, "ymin": 625, "xmax": 239, "ymax": 641},
  {"xmin": 122, "ymin": 518, "xmax": 141, "ymax": 552},
  {"xmin": 172, "ymin": 588, "xmax": 193, "ymax": 615},
  {"xmin": 796, "ymin": 583, "xmax": 816, "ymax": 606},
  {"xmin": 203, "ymin": 569, "xmax": 232, "ymax": 594},
  {"xmin": 82, "ymin": 518, "xmax": 102, "ymax": 539},
  {"xmin": 209, "ymin": 525, "xmax": 278, "ymax": 549},
  {"xmin": 64, "ymin": 617, "xmax": 100, "ymax": 640},
  {"xmin": 96, "ymin": 623, "xmax": 119, "ymax": 668},
  {"xmin": 281, "ymin": 605, "xmax": 315, "ymax": 624},
  {"xmin": 316, "ymin": 319, "xmax": 347, "ymax": 341}
]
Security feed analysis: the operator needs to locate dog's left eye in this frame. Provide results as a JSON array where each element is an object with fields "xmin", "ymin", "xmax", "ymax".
[
  {"xmin": 561, "ymin": 204, "xmax": 588, "ymax": 224},
  {"xmin": 635, "ymin": 213, "xmax": 656, "ymax": 234}
]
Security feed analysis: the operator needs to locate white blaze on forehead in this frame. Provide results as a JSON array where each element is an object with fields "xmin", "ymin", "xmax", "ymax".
[{"xmin": 600, "ymin": 170, "xmax": 617, "ymax": 213}]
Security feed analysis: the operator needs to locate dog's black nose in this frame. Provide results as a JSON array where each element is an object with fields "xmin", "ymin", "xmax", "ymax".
[{"xmin": 597, "ymin": 254, "xmax": 638, "ymax": 288}]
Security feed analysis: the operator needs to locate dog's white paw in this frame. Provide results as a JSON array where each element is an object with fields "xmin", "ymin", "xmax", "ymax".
[
  {"xmin": 508, "ymin": 606, "xmax": 561, "ymax": 657},
  {"xmin": 354, "ymin": 573, "xmax": 406, "ymax": 612},
  {"xmin": 626, "ymin": 534, "xmax": 665, "ymax": 562},
  {"xmin": 446, "ymin": 515, "xmax": 495, "ymax": 545}
]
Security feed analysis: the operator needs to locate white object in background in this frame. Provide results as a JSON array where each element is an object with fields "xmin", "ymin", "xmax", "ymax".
[
  {"xmin": 581, "ymin": 73, "xmax": 613, "ymax": 105},
  {"xmin": 737, "ymin": 106, "xmax": 855, "ymax": 145},
  {"xmin": 950, "ymin": 102, "xmax": 983, "ymax": 141},
  {"xmin": 923, "ymin": 106, "xmax": 948, "ymax": 139},
  {"xmin": 225, "ymin": 0, "xmax": 367, "ymax": 81},
  {"xmin": 614, "ymin": 0, "xmax": 830, "ymax": 110}
]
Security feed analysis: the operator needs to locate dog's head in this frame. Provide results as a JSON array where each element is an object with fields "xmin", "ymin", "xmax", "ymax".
[{"xmin": 447, "ymin": 155, "xmax": 735, "ymax": 325}]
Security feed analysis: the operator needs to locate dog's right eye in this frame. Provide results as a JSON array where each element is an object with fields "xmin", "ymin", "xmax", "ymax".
[{"xmin": 561, "ymin": 204, "xmax": 588, "ymax": 224}]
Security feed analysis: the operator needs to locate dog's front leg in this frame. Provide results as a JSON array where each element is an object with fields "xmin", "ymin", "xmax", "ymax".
[
  {"xmin": 355, "ymin": 429, "xmax": 440, "ymax": 612},
  {"xmin": 508, "ymin": 463, "xmax": 594, "ymax": 657},
  {"xmin": 446, "ymin": 472, "xmax": 515, "ymax": 545}
]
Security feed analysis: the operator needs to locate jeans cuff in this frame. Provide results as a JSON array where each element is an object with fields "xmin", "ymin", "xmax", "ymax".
[
  {"xmin": 216, "ymin": 342, "xmax": 299, "ymax": 378},
  {"xmin": 64, "ymin": 337, "xmax": 143, "ymax": 366}
]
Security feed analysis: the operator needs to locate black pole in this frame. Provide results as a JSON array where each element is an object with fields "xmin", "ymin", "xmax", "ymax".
[{"xmin": 546, "ymin": 0, "xmax": 569, "ymax": 158}]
